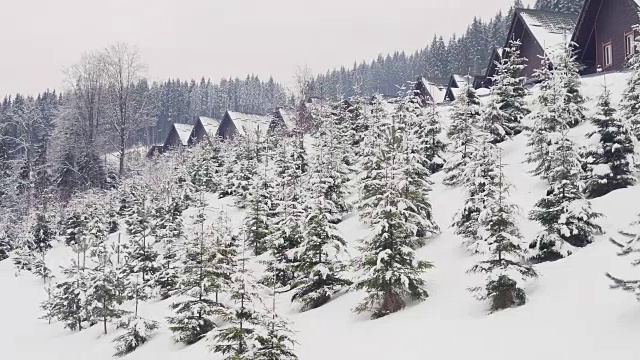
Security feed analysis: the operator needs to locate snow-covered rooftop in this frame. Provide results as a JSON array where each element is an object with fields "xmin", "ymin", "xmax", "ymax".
[
  {"xmin": 198, "ymin": 116, "xmax": 221, "ymax": 136},
  {"xmin": 227, "ymin": 111, "xmax": 273, "ymax": 137},
  {"xmin": 172, "ymin": 123, "xmax": 193, "ymax": 146},
  {"xmin": 518, "ymin": 9, "xmax": 578, "ymax": 54},
  {"xmin": 277, "ymin": 108, "xmax": 297, "ymax": 130},
  {"xmin": 420, "ymin": 77, "xmax": 446, "ymax": 104}
]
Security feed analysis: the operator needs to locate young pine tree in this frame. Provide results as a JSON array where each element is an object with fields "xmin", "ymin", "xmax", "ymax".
[
  {"xmin": 263, "ymin": 138, "xmax": 306, "ymax": 288},
  {"xmin": 87, "ymin": 243, "xmax": 127, "ymax": 335},
  {"xmin": 483, "ymin": 39, "xmax": 529, "ymax": 143},
  {"xmin": 354, "ymin": 106, "xmax": 435, "ymax": 319},
  {"xmin": 454, "ymin": 137, "xmax": 501, "ymax": 254},
  {"xmin": 210, "ymin": 238, "xmax": 268, "ymax": 359},
  {"xmin": 529, "ymin": 128, "xmax": 603, "ymax": 262},
  {"xmin": 468, "ymin": 151, "xmax": 537, "ymax": 313},
  {"xmin": 443, "ymin": 78, "xmax": 481, "ymax": 186},
  {"xmin": 292, "ymin": 196, "xmax": 351, "ymax": 311},
  {"xmin": 167, "ymin": 209, "xmax": 236, "ymax": 345},
  {"xmin": 583, "ymin": 89, "xmax": 635, "ymax": 198}
]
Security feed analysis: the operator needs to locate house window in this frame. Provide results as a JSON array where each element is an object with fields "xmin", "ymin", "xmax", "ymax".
[
  {"xmin": 626, "ymin": 31, "xmax": 636, "ymax": 57},
  {"xmin": 603, "ymin": 42, "xmax": 613, "ymax": 68}
]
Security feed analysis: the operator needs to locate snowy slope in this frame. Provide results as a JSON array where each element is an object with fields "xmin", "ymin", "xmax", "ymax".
[{"xmin": 3, "ymin": 71, "xmax": 640, "ymax": 360}]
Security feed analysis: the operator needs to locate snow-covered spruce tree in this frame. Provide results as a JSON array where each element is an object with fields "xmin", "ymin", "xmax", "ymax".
[
  {"xmin": 552, "ymin": 41, "xmax": 586, "ymax": 128},
  {"xmin": 24, "ymin": 212, "xmax": 55, "ymax": 280},
  {"xmin": 443, "ymin": 78, "xmax": 481, "ymax": 186},
  {"xmin": 620, "ymin": 26, "xmax": 640, "ymax": 140},
  {"xmin": 122, "ymin": 198, "xmax": 159, "ymax": 289},
  {"xmin": 291, "ymin": 195, "xmax": 351, "ymax": 311},
  {"xmin": 396, "ymin": 87, "xmax": 446, "ymax": 174},
  {"xmin": 244, "ymin": 162, "xmax": 275, "ymax": 256},
  {"xmin": 527, "ymin": 42, "xmax": 587, "ymax": 180},
  {"xmin": 50, "ymin": 260, "xmax": 94, "ymax": 331},
  {"xmin": 607, "ymin": 217, "xmax": 640, "ymax": 301},
  {"xmin": 253, "ymin": 290, "xmax": 298, "ymax": 360},
  {"xmin": 354, "ymin": 103, "xmax": 435, "ymax": 319},
  {"xmin": 113, "ymin": 315, "xmax": 159, "ymax": 357},
  {"xmin": 312, "ymin": 110, "xmax": 351, "ymax": 223},
  {"xmin": 467, "ymin": 151, "xmax": 537, "ymax": 313},
  {"xmin": 87, "ymin": 243, "xmax": 127, "ymax": 335},
  {"xmin": 231, "ymin": 134, "xmax": 260, "ymax": 208},
  {"xmin": 262, "ymin": 137, "xmax": 306, "ymax": 289},
  {"xmin": 210, "ymin": 238, "xmax": 283, "ymax": 360},
  {"xmin": 167, "ymin": 208, "xmax": 235, "ymax": 345},
  {"xmin": 189, "ymin": 142, "xmax": 223, "ymax": 193},
  {"xmin": 526, "ymin": 54, "xmax": 563, "ymax": 180},
  {"xmin": 529, "ymin": 127, "xmax": 603, "ymax": 262},
  {"xmin": 483, "ymin": 39, "xmax": 529, "ymax": 143},
  {"xmin": 112, "ymin": 275, "xmax": 159, "ymax": 357},
  {"xmin": 151, "ymin": 197, "xmax": 185, "ymax": 300},
  {"xmin": 583, "ymin": 89, "xmax": 635, "ymax": 198},
  {"xmin": 453, "ymin": 137, "xmax": 501, "ymax": 254}
]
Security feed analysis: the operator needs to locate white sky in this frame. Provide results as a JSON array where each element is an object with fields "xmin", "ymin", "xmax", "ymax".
[{"xmin": 0, "ymin": 0, "xmax": 532, "ymax": 97}]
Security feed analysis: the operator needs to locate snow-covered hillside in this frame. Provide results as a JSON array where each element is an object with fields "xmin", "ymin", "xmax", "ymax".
[{"xmin": 3, "ymin": 71, "xmax": 640, "ymax": 360}]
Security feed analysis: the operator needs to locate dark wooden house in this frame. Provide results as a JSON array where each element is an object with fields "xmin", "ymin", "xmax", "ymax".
[
  {"xmin": 270, "ymin": 108, "xmax": 298, "ymax": 135},
  {"xmin": 444, "ymin": 74, "xmax": 488, "ymax": 101},
  {"xmin": 486, "ymin": 9, "xmax": 578, "ymax": 81},
  {"xmin": 146, "ymin": 122, "xmax": 192, "ymax": 158},
  {"xmin": 414, "ymin": 77, "xmax": 446, "ymax": 105},
  {"xmin": 216, "ymin": 110, "xmax": 273, "ymax": 140},
  {"xmin": 572, "ymin": 0, "xmax": 640, "ymax": 74},
  {"xmin": 188, "ymin": 116, "xmax": 221, "ymax": 146}
]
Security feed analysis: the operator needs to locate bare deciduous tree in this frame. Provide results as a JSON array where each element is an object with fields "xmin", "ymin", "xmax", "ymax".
[{"xmin": 103, "ymin": 43, "xmax": 153, "ymax": 176}]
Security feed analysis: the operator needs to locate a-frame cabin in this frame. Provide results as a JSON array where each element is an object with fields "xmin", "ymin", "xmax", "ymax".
[
  {"xmin": 572, "ymin": 0, "xmax": 640, "ymax": 74},
  {"xmin": 486, "ymin": 9, "xmax": 578, "ymax": 81}
]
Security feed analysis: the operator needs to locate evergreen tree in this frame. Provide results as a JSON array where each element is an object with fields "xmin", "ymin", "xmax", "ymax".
[
  {"xmin": 209, "ymin": 240, "xmax": 268, "ymax": 359},
  {"xmin": 87, "ymin": 243, "xmax": 127, "ymax": 335},
  {"xmin": 28, "ymin": 212, "xmax": 55, "ymax": 280},
  {"xmin": 529, "ymin": 127, "xmax": 602, "ymax": 262},
  {"xmin": 113, "ymin": 315, "xmax": 159, "ymax": 357},
  {"xmin": 583, "ymin": 89, "xmax": 635, "ymax": 198},
  {"xmin": 292, "ymin": 196, "xmax": 351, "ymax": 311},
  {"xmin": 482, "ymin": 39, "xmax": 529, "ymax": 143},
  {"xmin": 468, "ymin": 151, "xmax": 537, "ymax": 312},
  {"xmin": 167, "ymin": 209, "xmax": 234, "ymax": 345},
  {"xmin": 50, "ymin": 260, "xmax": 93, "ymax": 331},
  {"xmin": 123, "ymin": 199, "xmax": 159, "ymax": 288},
  {"xmin": 244, "ymin": 163, "xmax": 274, "ymax": 256},
  {"xmin": 263, "ymin": 138, "xmax": 306, "ymax": 288},
  {"xmin": 354, "ymin": 102, "xmax": 435, "ymax": 319},
  {"xmin": 443, "ymin": 79, "xmax": 481, "ymax": 186},
  {"xmin": 152, "ymin": 197, "xmax": 184, "ymax": 300},
  {"xmin": 454, "ymin": 137, "xmax": 501, "ymax": 254}
]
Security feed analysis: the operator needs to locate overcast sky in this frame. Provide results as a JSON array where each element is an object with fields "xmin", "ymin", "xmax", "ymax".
[{"xmin": 0, "ymin": 0, "xmax": 532, "ymax": 97}]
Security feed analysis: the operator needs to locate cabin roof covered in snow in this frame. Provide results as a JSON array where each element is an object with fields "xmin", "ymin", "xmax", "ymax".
[
  {"xmin": 198, "ymin": 116, "xmax": 221, "ymax": 136},
  {"xmin": 277, "ymin": 108, "xmax": 297, "ymax": 129},
  {"xmin": 227, "ymin": 111, "xmax": 273, "ymax": 136},
  {"xmin": 419, "ymin": 77, "xmax": 445, "ymax": 104},
  {"xmin": 173, "ymin": 123, "xmax": 193, "ymax": 146},
  {"xmin": 516, "ymin": 9, "xmax": 578, "ymax": 53}
]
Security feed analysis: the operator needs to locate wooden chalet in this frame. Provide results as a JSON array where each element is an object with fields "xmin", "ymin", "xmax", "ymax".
[
  {"xmin": 572, "ymin": 0, "xmax": 640, "ymax": 74},
  {"xmin": 188, "ymin": 116, "xmax": 221, "ymax": 146},
  {"xmin": 146, "ymin": 122, "xmax": 193, "ymax": 158},
  {"xmin": 444, "ymin": 74, "xmax": 487, "ymax": 101},
  {"xmin": 414, "ymin": 77, "xmax": 446, "ymax": 105},
  {"xmin": 486, "ymin": 9, "xmax": 578, "ymax": 81},
  {"xmin": 216, "ymin": 110, "xmax": 273, "ymax": 140},
  {"xmin": 270, "ymin": 107, "xmax": 298, "ymax": 134}
]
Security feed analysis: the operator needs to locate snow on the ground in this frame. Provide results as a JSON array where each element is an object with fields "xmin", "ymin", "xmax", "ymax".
[{"xmin": 2, "ymin": 71, "xmax": 640, "ymax": 359}]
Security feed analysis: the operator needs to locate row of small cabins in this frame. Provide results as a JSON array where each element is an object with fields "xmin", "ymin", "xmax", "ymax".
[
  {"xmin": 149, "ymin": 0, "xmax": 640, "ymax": 156},
  {"xmin": 147, "ymin": 108, "xmax": 299, "ymax": 157},
  {"xmin": 418, "ymin": 0, "xmax": 640, "ymax": 104}
]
